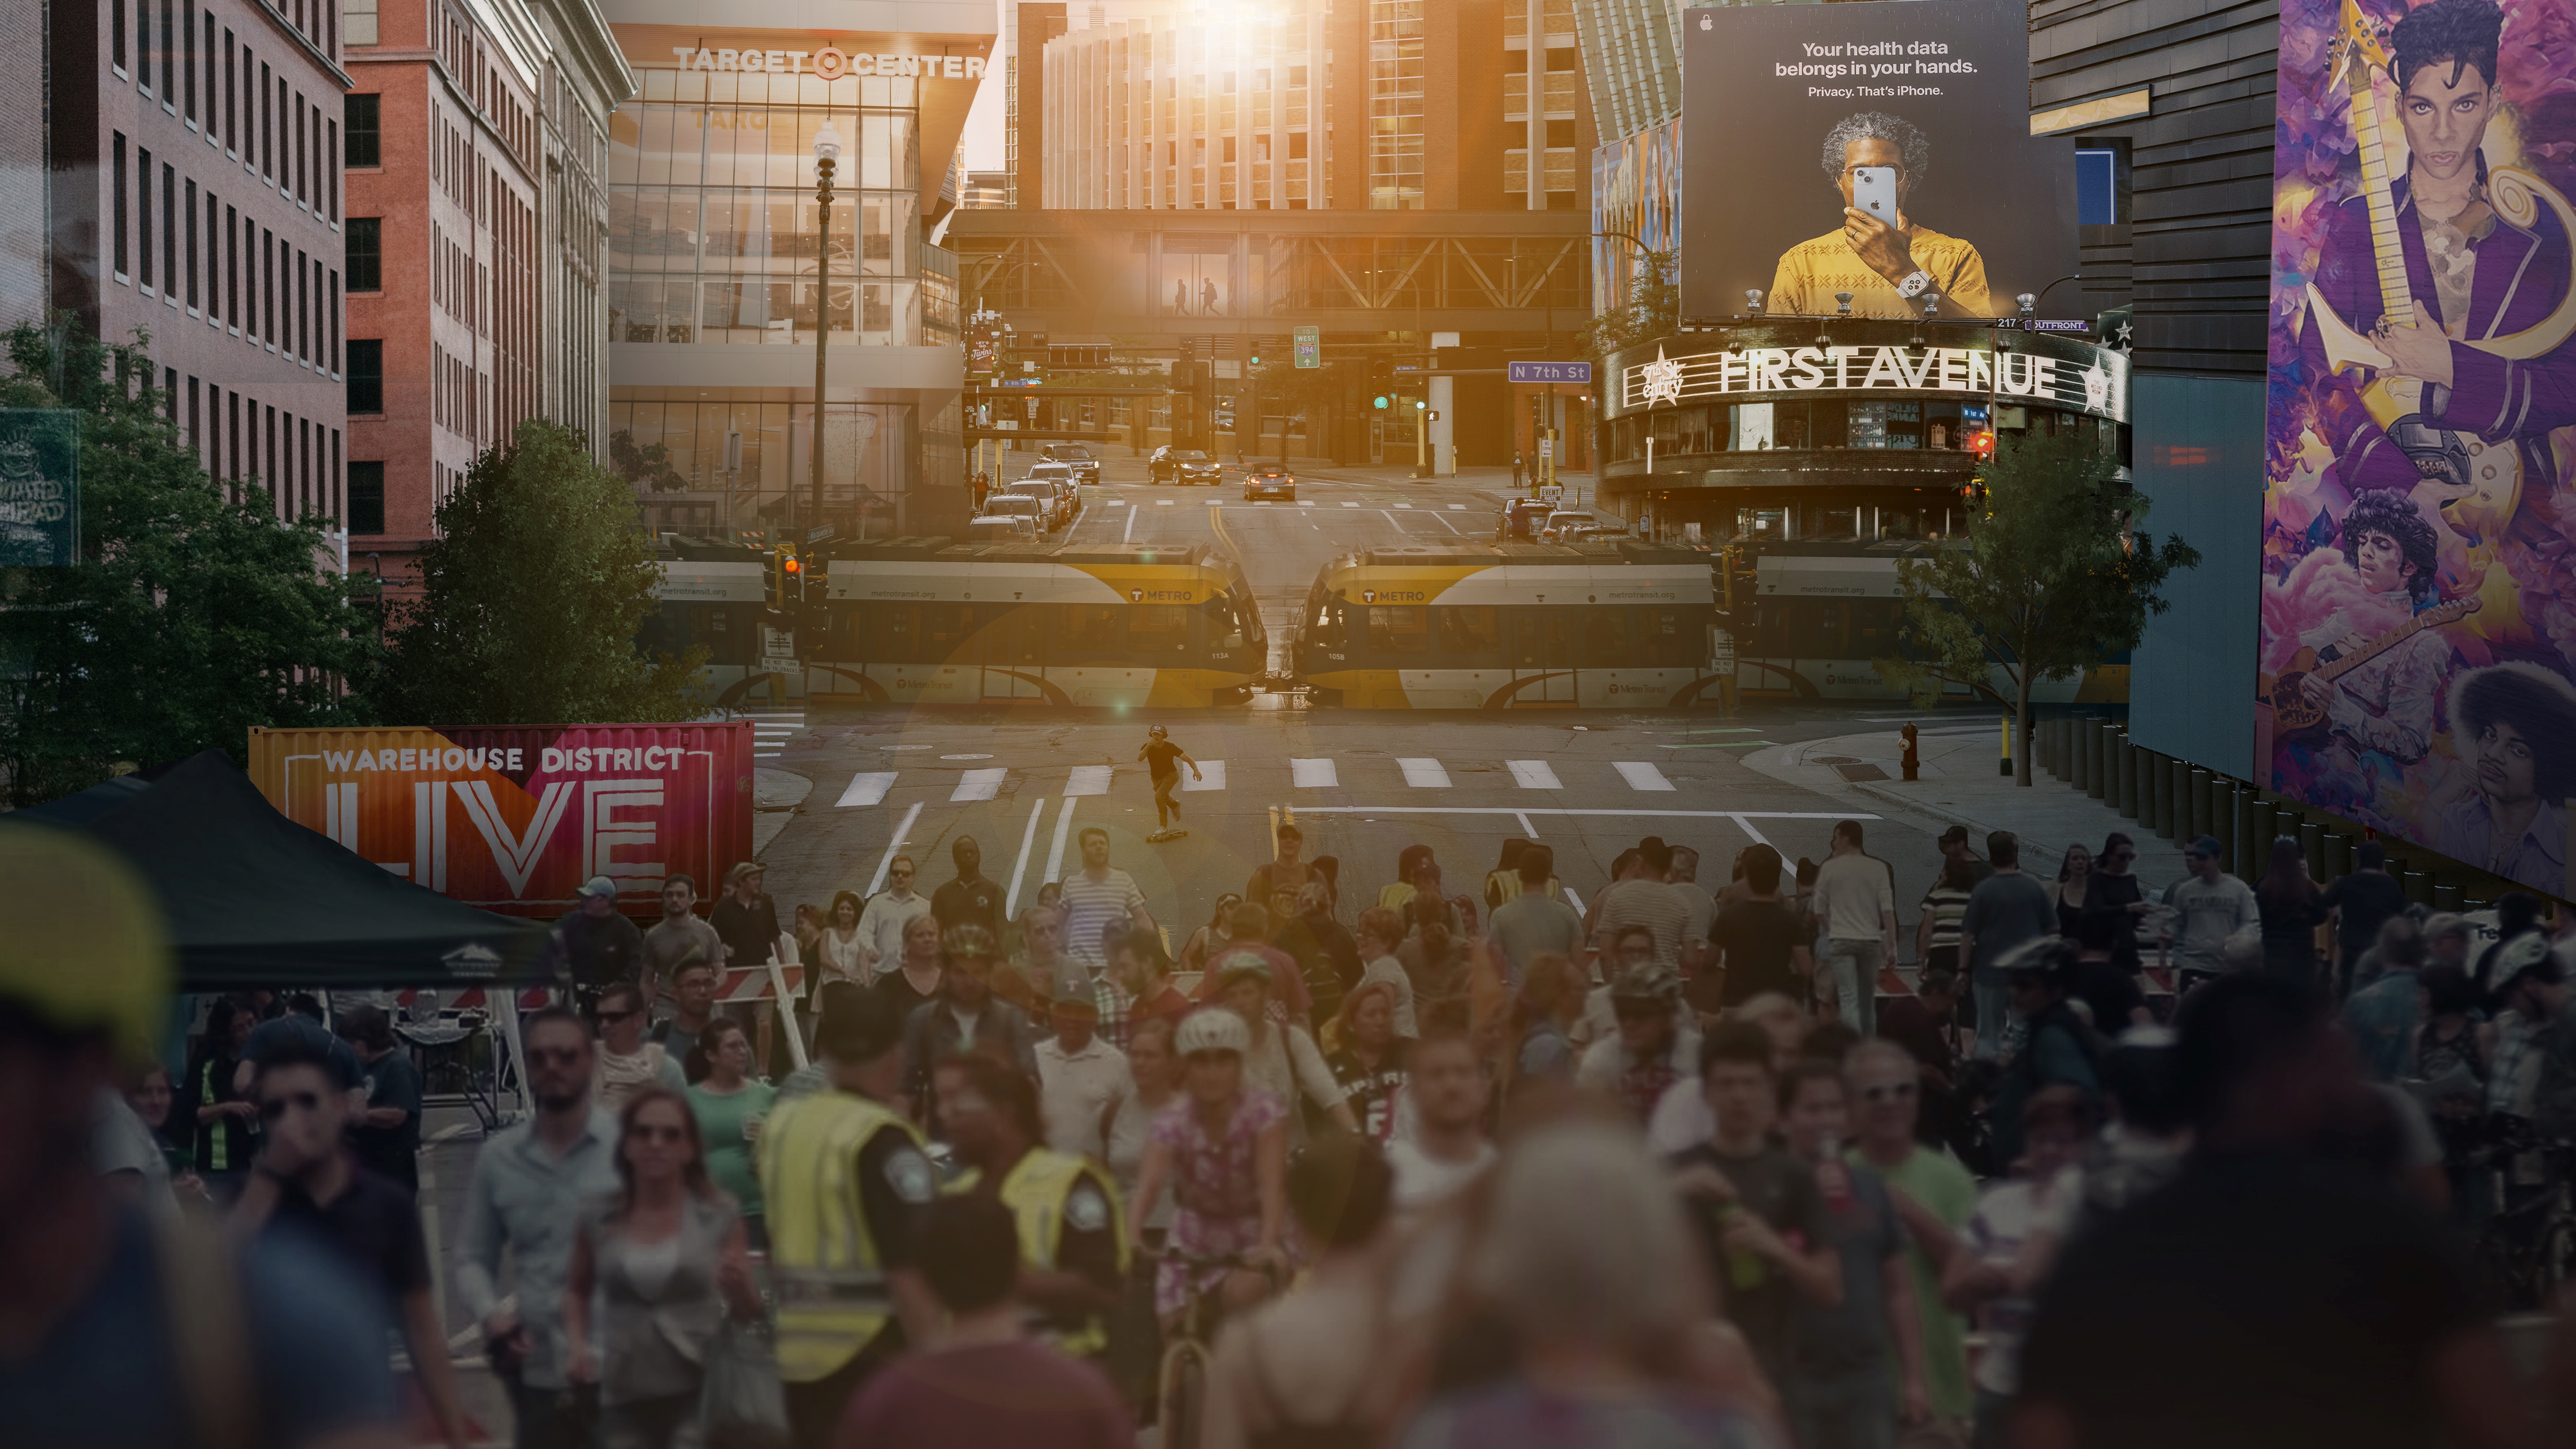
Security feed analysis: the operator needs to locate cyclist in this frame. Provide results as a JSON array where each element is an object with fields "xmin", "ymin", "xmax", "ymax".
[
  {"xmin": 1137, "ymin": 724, "xmax": 1204, "ymax": 843},
  {"xmin": 1127, "ymin": 1011, "xmax": 1290, "ymax": 1334},
  {"xmin": 932, "ymin": 1052, "xmax": 1127, "ymax": 1362}
]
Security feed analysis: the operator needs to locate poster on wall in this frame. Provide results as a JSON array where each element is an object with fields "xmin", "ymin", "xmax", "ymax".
[
  {"xmin": 1678, "ymin": 0, "xmax": 2081, "ymax": 321},
  {"xmin": 2264, "ymin": 0, "xmax": 2576, "ymax": 896}
]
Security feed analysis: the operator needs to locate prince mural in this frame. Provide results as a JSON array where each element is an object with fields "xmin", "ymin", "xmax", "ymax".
[{"xmin": 2267, "ymin": 0, "xmax": 2576, "ymax": 893}]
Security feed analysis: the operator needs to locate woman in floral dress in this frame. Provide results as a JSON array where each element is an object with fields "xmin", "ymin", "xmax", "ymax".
[{"xmin": 1126, "ymin": 1008, "xmax": 1292, "ymax": 1332}]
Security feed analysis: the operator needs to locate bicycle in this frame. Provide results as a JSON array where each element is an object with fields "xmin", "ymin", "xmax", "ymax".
[
  {"xmin": 2472, "ymin": 1133, "xmax": 2576, "ymax": 1311},
  {"xmin": 1150, "ymin": 1247, "xmax": 1284, "ymax": 1449}
]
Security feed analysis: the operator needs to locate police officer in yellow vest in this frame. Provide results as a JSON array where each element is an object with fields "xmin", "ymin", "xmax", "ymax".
[
  {"xmin": 931, "ymin": 1051, "xmax": 1128, "ymax": 1357},
  {"xmin": 759, "ymin": 985, "xmax": 941, "ymax": 1448}
]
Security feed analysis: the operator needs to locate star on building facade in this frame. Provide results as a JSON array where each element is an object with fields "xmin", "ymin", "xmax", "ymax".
[
  {"xmin": 1638, "ymin": 347, "xmax": 1686, "ymax": 407},
  {"xmin": 2080, "ymin": 363, "xmax": 2112, "ymax": 412}
]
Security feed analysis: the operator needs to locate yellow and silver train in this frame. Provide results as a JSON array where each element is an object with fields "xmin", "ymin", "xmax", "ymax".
[
  {"xmin": 1289, "ymin": 541, "xmax": 1729, "ymax": 708},
  {"xmin": 808, "ymin": 537, "xmax": 1267, "ymax": 706}
]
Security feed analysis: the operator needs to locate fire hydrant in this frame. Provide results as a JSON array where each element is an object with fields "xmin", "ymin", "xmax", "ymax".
[{"xmin": 1900, "ymin": 722, "xmax": 1921, "ymax": 781}]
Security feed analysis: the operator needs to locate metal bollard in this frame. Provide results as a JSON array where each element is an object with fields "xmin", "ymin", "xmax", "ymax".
[{"xmin": 2087, "ymin": 721, "xmax": 2108, "ymax": 801}]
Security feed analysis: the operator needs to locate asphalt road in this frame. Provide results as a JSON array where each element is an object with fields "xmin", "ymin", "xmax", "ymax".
[{"xmin": 746, "ymin": 450, "xmax": 1992, "ymax": 947}]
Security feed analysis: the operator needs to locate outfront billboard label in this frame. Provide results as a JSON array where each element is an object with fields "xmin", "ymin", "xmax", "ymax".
[
  {"xmin": 2264, "ymin": 0, "xmax": 2576, "ymax": 896},
  {"xmin": 1679, "ymin": 0, "xmax": 2080, "ymax": 321}
]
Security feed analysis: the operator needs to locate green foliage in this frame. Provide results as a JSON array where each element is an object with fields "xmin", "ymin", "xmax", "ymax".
[
  {"xmin": 1873, "ymin": 432, "xmax": 2200, "ymax": 784},
  {"xmin": 608, "ymin": 428, "xmax": 689, "ymax": 493},
  {"xmin": 374, "ymin": 420, "xmax": 706, "ymax": 726},
  {"xmin": 1580, "ymin": 247, "xmax": 1680, "ymax": 362},
  {"xmin": 0, "ymin": 321, "xmax": 380, "ymax": 804}
]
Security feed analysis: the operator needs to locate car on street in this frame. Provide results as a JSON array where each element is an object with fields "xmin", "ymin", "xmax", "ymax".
[
  {"xmin": 1148, "ymin": 446, "xmax": 1223, "ymax": 485},
  {"xmin": 1242, "ymin": 466, "xmax": 1297, "ymax": 502},
  {"xmin": 1497, "ymin": 496, "xmax": 1549, "ymax": 540},
  {"xmin": 996, "ymin": 482, "xmax": 1066, "ymax": 530},
  {"xmin": 1539, "ymin": 509, "xmax": 1597, "ymax": 541},
  {"xmin": 967, "ymin": 513, "xmax": 1041, "ymax": 543},
  {"xmin": 980, "ymin": 493, "xmax": 1050, "ymax": 536},
  {"xmin": 1040, "ymin": 443, "xmax": 1101, "ymax": 485}
]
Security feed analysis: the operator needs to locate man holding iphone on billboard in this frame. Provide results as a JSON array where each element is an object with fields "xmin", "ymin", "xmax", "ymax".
[{"xmin": 1769, "ymin": 112, "xmax": 1995, "ymax": 319}]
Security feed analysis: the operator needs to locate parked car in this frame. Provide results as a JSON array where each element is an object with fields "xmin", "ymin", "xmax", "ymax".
[
  {"xmin": 1539, "ymin": 509, "xmax": 1596, "ymax": 541},
  {"xmin": 1040, "ymin": 443, "xmax": 1101, "ymax": 485},
  {"xmin": 967, "ymin": 513, "xmax": 1041, "ymax": 543},
  {"xmin": 982, "ymin": 493, "xmax": 1050, "ymax": 535},
  {"xmin": 1242, "ymin": 466, "xmax": 1297, "ymax": 502},
  {"xmin": 996, "ymin": 482, "xmax": 1064, "ymax": 530},
  {"xmin": 1148, "ymin": 446, "xmax": 1223, "ymax": 485}
]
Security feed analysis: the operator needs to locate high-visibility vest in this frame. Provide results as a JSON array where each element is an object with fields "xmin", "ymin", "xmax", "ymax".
[
  {"xmin": 759, "ymin": 1089, "xmax": 926, "ymax": 1382},
  {"xmin": 951, "ymin": 1147, "xmax": 1130, "ymax": 1357}
]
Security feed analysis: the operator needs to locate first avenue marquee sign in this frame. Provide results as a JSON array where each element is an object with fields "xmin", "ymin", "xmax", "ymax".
[{"xmin": 1619, "ymin": 342, "xmax": 2129, "ymax": 423}]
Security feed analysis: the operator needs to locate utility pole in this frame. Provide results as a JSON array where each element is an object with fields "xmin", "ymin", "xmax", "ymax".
[{"xmin": 809, "ymin": 123, "xmax": 842, "ymax": 534}]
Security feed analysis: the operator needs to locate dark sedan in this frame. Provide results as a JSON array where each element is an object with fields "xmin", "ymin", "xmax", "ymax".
[
  {"xmin": 1242, "ymin": 467, "xmax": 1297, "ymax": 502},
  {"xmin": 1148, "ymin": 447, "xmax": 1223, "ymax": 485}
]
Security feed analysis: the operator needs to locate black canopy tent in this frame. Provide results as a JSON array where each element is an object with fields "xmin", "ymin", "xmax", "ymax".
[{"xmin": 5, "ymin": 750, "xmax": 550, "ymax": 990}]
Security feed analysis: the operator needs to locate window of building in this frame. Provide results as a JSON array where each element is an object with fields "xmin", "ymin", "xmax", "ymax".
[
  {"xmin": 113, "ymin": 134, "xmax": 129, "ymax": 279},
  {"xmin": 1223, "ymin": 137, "xmax": 1235, "ymax": 163},
  {"xmin": 1547, "ymin": 119, "xmax": 1575, "ymax": 148},
  {"xmin": 345, "ymin": 0, "xmax": 378, "ymax": 47},
  {"xmin": 2077, "ymin": 146, "xmax": 2117, "ymax": 225},
  {"xmin": 138, "ymin": 148, "xmax": 154, "ymax": 289},
  {"xmin": 1289, "ymin": 132, "xmax": 1308, "ymax": 159},
  {"xmin": 346, "ymin": 216, "xmax": 380, "ymax": 290},
  {"xmin": 346, "ymin": 340, "xmax": 383, "ymax": 414},
  {"xmin": 346, "ymin": 460, "xmax": 384, "ymax": 534},
  {"xmin": 1289, "ymin": 65, "xmax": 1307, "ymax": 87}
]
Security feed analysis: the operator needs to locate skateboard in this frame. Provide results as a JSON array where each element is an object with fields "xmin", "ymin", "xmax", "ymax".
[{"xmin": 1147, "ymin": 829, "xmax": 1190, "ymax": 843}]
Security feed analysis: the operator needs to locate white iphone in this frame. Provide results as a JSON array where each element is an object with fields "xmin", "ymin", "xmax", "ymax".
[{"xmin": 1853, "ymin": 165, "xmax": 1899, "ymax": 225}]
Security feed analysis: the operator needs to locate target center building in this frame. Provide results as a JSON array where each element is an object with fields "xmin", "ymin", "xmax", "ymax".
[{"xmin": 597, "ymin": 0, "xmax": 993, "ymax": 540}]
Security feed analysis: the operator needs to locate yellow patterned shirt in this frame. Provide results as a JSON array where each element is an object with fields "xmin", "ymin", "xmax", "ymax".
[{"xmin": 1766, "ymin": 225, "xmax": 1994, "ymax": 319}]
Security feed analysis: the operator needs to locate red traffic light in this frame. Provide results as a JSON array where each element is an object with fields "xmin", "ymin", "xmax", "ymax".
[
  {"xmin": 1964, "ymin": 430, "xmax": 1997, "ymax": 459},
  {"xmin": 782, "ymin": 555, "xmax": 802, "ymax": 575}
]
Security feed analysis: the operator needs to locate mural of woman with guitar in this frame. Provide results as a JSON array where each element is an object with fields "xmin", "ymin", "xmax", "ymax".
[{"xmin": 2269, "ymin": 0, "xmax": 2576, "ymax": 893}]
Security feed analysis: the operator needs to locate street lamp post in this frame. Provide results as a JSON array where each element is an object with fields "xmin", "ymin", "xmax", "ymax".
[{"xmin": 809, "ymin": 122, "xmax": 842, "ymax": 537}]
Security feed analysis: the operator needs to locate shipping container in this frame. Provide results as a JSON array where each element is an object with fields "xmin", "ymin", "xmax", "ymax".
[{"xmin": 248, "ymin": 724, "xmax": 758, "ymax": 919}]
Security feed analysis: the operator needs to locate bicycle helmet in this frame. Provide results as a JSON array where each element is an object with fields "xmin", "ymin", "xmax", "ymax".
[{"xmin": 1175, "ymin": 1008, "xmax": 1251, "ymax": 1058}]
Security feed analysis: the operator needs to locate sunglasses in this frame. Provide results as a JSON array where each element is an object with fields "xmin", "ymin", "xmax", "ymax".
[
  {"xmin": 259, "ymin": 1089, "xmax": 327, "ymax": 1120},
  {"xmin": 1861, "ymin": 1082, "xmax": 1918, "ymax": 1102}
]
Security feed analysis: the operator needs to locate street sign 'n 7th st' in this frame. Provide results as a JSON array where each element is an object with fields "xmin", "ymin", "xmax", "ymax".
[{"xmin": 1509, "ymin": 361, "xmax": 1591, "ymax": 384}]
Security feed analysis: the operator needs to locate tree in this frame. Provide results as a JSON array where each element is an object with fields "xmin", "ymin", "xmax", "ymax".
[
  {"xmin": 375, "ymin": 420, "xmax": 705, "ymax": 726},
  {"xmin": 1872, "ymin": 432, "xmax": 2200, "ymax": 786},
  {"xmin": 1579, "ymin": 247, "xmax": 1679, "ymax": 362},
  {"xmin": 0, "ymin": 321, "xmax": 380, "ymax": 805}
]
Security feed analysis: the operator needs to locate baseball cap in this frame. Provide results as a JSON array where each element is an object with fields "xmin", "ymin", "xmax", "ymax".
[
  {"xmin": 1608, "ymin": 961, "xmax": 1684, "ymax": 1005},
  {"xmin": 1997, "ymin": 935, "xmax": 2077, "ymax": 982},
  {"xmin": 1938, "ymin": 824, "xmax": 1971, "ymax": 846},
  {"xmin": 1212, "ymin": 948, "xmax": 1275, "ymax": 989},
  {"xmin": 0, "ymin": 827, "xmax": 171, "ymax": 1060},
  {"xmin": 579, "ymin": 875, "xmax": 619, "ymax": 899},
  {"xmin": 2185, "ymin": 835, "xmax": 2222, "ymax": 858},
  {"xmin": 724, "ymin": 860, "xmax": 765, "ymax": 885}
]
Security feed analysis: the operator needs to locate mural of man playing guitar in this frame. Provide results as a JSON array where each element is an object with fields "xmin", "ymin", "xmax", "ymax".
[
  {"xmin": 2285, "ymin": 492, "xmax": 2462, "ymax": 771},
  {"xmin": 2302, "ymin": 0, "xmax": 2576, "ymax": 529}
]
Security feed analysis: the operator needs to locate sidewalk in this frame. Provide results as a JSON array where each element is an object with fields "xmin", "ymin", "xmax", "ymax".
[{"xmin": 1744, "ymin": 724, "xmax": 2186, "ymax": 886}]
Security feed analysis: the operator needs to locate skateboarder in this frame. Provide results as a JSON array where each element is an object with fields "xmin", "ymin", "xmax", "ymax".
[{"xmin": 1138, "ymin": 724, "xmax": 1203, "ymax": 841}]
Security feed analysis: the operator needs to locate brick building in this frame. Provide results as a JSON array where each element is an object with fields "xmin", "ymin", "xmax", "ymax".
[
  {"xmin": 339, "ymin": 0, "xmax": 630, "ymax": 585},
  {"xmin": 43, "ymin": 0, "xmax": 356, "ymax": 539}
]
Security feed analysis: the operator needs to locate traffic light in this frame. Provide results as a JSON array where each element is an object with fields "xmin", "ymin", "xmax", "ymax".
[
  {"xmin": 1367, "ymin": 355, "xmax": 1392, "ymax": 388},
  {"xmin": 1248, "ymin": 343, "xmax": 1262, "ymax": 367},
  {"xmin": 1413, "ymin": 398, "xmax": 1426, "ymax": 412},
  {"xmin": 1373, "ymin": 395, "xmax": 1390, "ymax": 409},
  {"xmin": 772, "ymin": 548, "xmax": 801, "ymax": 610},
  {"xmin": 1964, "ymin": 429, "xmax": 1997, "ymax": 460}
]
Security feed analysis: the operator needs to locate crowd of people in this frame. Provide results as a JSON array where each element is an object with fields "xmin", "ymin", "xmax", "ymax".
[{"xmin": 11, "ymin": 811, "xmax": 2576, "ymax": 1449}]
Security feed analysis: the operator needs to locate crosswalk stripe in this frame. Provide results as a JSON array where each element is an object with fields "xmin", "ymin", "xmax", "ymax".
[
  {"xmin": 952, "ymin": 768, "xmax": 1006, "ymax": 801},
  {"xmin": 1393, "ymin": 502, "xmax": 1413, "ymax": 509},
  {"xmin": 1064, "ymin": 765, "xmax": 1113, "ymax": 797},
  {"xmin": 1157, "ymin": 500, "xmax": 1175, "ymax": 506},
  {"xmin": 1614, "ymin": 762, "xmax": 1677, "ymax": 792},
  {"xmin": 1005, "ymin": 796, "xmax": 1047, "ymax": 916},
  {"xmin": 1181, "ymin": 760, "xmax": 1226, "ymax": 791},
  {"xmin": 1290, "ymin": 758, "xmax": 1338, "ymax": 788},
  {"xmin": 1447, "ymin": 504, "xmax": 1467, "ymax": 510},
  {"xmin": 1044, "ymin": 799, "xmax": 1079, "ymax": 883},
  {"xmin": 1340, "ymin": 501, "xmax": 1359, "ymax": 508},
  {"xmin": 1507, "ymin": 760, "xmax": 1562, "ymax": 790},
  {"xmin": 1297, "ymin": 500, "xmax": 1316, "ymax": 508},
  {"xmin": 869, "ymin": 802, "xmax": 923, "ymax": 893},
  {"xmin": 1399, "ymin": 758, "xmax": 1451, "ymax": 788},
  {"xmin": 837, "ymin": 771, "xmax": 898, "ymax": 807}
]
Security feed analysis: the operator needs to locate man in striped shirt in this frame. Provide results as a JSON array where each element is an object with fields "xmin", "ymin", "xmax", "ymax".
[{"xmin": 1058, "ymin": 828, "xmax": 1152, "ymax": 980}]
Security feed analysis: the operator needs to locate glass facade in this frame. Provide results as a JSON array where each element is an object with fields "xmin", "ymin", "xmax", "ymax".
[
  {"xmin": 608, "ymin": 68, "xmax": 927, "ymax": 348},
  {"xmin": 610, "ymin": 388, "xmax": 916, "ymax": 539},
  {"xmin": 1367, "ymin": 0, "xmax": 1425, "ymax": 208}
]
